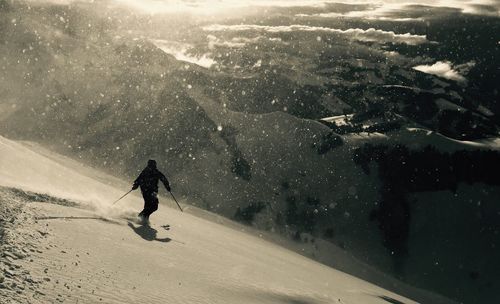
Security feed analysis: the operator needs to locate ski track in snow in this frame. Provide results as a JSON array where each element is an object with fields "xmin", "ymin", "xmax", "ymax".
[{"xmin": 0, "ymin": 136, "xmax": 455, "ymax": 304}]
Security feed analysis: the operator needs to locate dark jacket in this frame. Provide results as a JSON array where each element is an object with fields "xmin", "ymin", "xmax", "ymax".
[{"xmin": 133, "ymin": 166, "xmax": 170, "ymax": 193}]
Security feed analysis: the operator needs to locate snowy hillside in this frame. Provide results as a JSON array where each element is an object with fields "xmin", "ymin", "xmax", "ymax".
[{"xmin": 0, "ymin": 135, "xmax": 456, "ymax": 303}]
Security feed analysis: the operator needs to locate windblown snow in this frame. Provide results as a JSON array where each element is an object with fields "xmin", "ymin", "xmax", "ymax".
[{"xmin": 0, "ymin": 136, "xmax": 455, "ymax": 304}]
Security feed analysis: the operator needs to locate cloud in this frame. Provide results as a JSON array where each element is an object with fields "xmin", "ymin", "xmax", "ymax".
[
  {"xmin": 207, "ymin": 35, "xmax": 268, "ymax": 49},
  {"xmin": 207, "ymin": 35, "xmax": 247, "ymax": 49},
  {"xmin": 384, "ymin": 51, "xmax": 400, "ymax": 57},
  {"xmin": 412, "ymin": 60, "xmax": 476, "ymax": 82},
  {"xmin": 150, "ymin": 39, "xmax": 215, "ymax": 68},
  {"xmin": 458, "ymin": 1, "xmax": 500, "ymax": 16},
  {"xmin": 207, "ymin": 35, "xmax": 289, "ymax": 49},
  {"xmin": 295, "ymin": 1, "xmax": 500, "ymax": 19},
  {"xmin": 203, "ymin": 24, "xmax": 429, "ymax": 45},
  {"xmin": 296, "ymin": 9, "xmax": 425, "ymax": 22}
]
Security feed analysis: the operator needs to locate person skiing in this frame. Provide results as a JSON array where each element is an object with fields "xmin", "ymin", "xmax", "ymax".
[{"xmin": 131, "ymin": 159, "xmax": 171, "ymax": 223}]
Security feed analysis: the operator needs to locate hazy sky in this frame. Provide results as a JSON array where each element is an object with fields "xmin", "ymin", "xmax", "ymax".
[
  {"xmin": 36, "ymin": 0, "xmax": 500, "ymax": 16},
  {"xmin": 120, "ymin": 0, "xmax": 500, "ymax": 15}
]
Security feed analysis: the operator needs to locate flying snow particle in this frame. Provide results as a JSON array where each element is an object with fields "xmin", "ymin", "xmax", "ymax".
[{"xmin": 348, "ymin": 186, "xmax": 357, "ymax": 196}]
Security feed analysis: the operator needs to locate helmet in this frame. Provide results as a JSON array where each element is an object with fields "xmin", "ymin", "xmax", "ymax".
[{"xmin": 147, "ymin": 159, "xmax": 157, "ymax": 168}]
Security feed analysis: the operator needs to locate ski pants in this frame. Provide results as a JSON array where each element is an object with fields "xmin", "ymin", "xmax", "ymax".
[{"xmin": 139, "ymin": 191, "xmax": 159, "ymax": 219}]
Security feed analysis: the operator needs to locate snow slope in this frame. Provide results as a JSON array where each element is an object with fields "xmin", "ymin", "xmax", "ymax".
[
  {"xmin": 0, "ymin": 135, "xmax": 455, "ymax": 304},
  {"xmin": 0, "ymin": 136, "xmax": 138, "ymax": 207}
]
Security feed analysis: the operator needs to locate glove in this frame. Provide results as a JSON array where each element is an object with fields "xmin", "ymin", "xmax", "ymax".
[{"xmin": 132, "ymin": 184, "xmax": 139, "ymax": 190}]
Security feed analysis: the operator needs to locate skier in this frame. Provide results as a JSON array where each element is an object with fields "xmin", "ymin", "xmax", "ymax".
[{"xmin": 131, "ymin": 159, "xmax": 171, "ymax": 223}]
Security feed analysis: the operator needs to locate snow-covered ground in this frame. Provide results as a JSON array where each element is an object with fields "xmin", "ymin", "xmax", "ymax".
[{"xmin": 0, "ymin": 135, "xmax": 455, "ymax": 304}]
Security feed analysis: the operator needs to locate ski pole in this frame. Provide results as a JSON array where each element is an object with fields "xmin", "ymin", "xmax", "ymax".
[
  {"xmin": 169, "ymin": 191, "xmax": 183, "ymax": 212},
  {"xmin": 112, "ymin": 189, "xmax": 133, "ymax": 205}
]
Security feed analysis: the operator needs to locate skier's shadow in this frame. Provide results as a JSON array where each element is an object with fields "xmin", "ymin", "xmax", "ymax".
[{"xmin": 127, "ymin": 221, "xmax": 171, "ymax": 243}]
